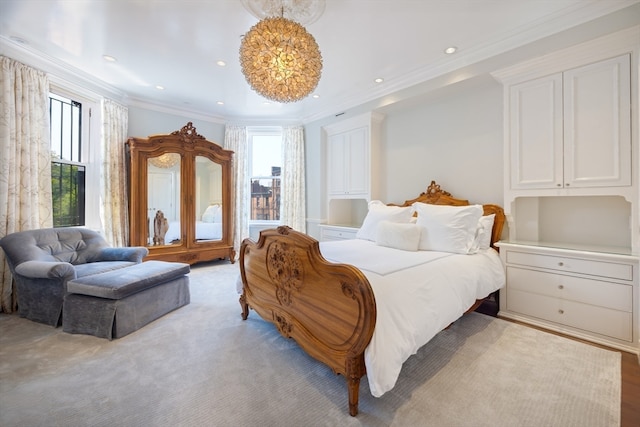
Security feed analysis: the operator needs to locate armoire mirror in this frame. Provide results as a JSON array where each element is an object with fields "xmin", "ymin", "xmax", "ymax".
[{"xmin": 127, "ymin": 122, "xmax": 235, "ymax": 264}]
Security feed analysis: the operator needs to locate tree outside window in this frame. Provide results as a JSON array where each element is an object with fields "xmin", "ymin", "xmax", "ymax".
[{"xmin": 49, "ymin": 93, "xmax": 86, "ymax": 227}]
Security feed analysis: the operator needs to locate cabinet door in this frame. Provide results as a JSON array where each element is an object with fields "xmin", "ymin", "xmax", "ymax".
[
  {"xmin": 345, "ymin": 127, "xmax": 369, "ymax": 195},
  {"xmin": 327, "ymin": 133, "xmax": 347, "ymax": 195},
  {"xmin": 327, "ymin": 127, "xmax": 369, "ymax": 196},
  {"xmin": 509, "ymin": 74, "xmax": 563, "ymax": 189},
  {"xmin": 563, "ymin": 54, "xmax": 631, "ymax": 188}
]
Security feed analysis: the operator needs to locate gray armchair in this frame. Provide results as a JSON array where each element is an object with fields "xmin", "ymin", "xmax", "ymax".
[{"xmin": 0, "ymin": 227, "xmax": 148, "ymax": 326}]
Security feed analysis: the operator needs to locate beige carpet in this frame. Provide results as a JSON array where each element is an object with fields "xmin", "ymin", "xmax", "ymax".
[{"xmin": 0, "ymin": 260, "xmax": 621, "ymax": 426}]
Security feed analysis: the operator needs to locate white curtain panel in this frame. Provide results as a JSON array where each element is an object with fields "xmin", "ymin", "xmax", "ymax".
[
  {"xmin": 224, "ymin": 125, "xmax": 249, "ymax": 258},
  {"xmin": 0, "ymin": 56, "xmax": 53, "ymax": 313},
  {"xmin": 100, "ymin": 99, "xmax": 129, "ymax": 247},
  {"xmin": 281, "ymin": 126, "xmax": 306, "ymax": 233}
]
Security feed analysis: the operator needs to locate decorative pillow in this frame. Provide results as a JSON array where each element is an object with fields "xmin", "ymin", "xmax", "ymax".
[
  {"xmin": 413, "ymin": 202, "xmax": 484, "ymax": 254},
  {"xmin": 355, "ymin": 201, "xmax": 414, "ymax": 241},
  {"xmin": 213, "ymin": 205, "xmax": 223, "ymax": 223},
  {"xmin": 201, "ymin": 204, "xmax": 219, "ymax": 223},
  {"xmin": 472, "ymin": 214, "xmax": 496, "ymax": 251},
  {"xmin": 375, "ymin": 221, "xmax": 421, "ymax": 251}
]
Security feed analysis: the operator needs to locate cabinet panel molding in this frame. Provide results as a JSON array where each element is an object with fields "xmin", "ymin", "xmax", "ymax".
[
  {"xmin": 506, "ymin": 54, "xmax": 631, "ymax": 192},
  {"xmin": 563, "ymin": 54, "xmax": 631, "ymax": 188},
  {"xmin": 507, "ymin": 288, "xmax": 632, "ymax": 342},
  {"xmin": 506, "ymin": 250, "xmax": 633, "ymax": 280},
  {"xmin": 509, "ymin": 74, "xmax": 563, "ymax": 189},
  {"xmin": 506, "ymin": 266, "xmax": 632, "ymax": 312}
]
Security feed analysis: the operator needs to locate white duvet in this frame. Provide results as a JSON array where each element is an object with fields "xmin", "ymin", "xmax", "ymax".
[
  {"xmin": 319, "ymin": 239, "xmax": 505, "ymax": 397},
  {"xmin": 164, "ymin": 221, "xmax": 222, "ymax": 243}
]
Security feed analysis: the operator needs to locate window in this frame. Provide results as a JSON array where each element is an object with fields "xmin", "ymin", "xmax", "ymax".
[
  {"xmin": 248, "ymin": 130, "xmax": 282, "ymax": 222},
  {"xmin": 49, "ymin": 93, "xmax": 86, "ymax": 227}
]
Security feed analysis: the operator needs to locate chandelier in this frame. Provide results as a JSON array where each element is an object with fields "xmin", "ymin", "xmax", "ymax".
[
  {"xmin": 149, "ymin": 153, "xmax": 180, "ymax": 169},
  {"xmin": 239, "ymin": 0, "xmax": 324, "ymax": 103}
]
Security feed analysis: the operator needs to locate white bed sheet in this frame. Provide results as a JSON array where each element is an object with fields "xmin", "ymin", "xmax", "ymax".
[
  {"xmin": 164, "ymin": 221, "xmax": 222, "ymax": 243},
  {"xmin": 319, "ymin": 239, "xmax": 505, "ymax": 397}
]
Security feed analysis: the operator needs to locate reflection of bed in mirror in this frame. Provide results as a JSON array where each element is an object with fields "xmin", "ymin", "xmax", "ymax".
[
  {"xmin": 163, "ymin": 204, "xmax": 224, "ymax": 243},
  {"xmin": 164, "ymin": 221, "xmax": 222, "ymax": 243}
]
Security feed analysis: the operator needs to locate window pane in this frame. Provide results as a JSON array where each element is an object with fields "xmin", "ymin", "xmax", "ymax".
[
  {"xmin": 249, "ymin": 133, "xmax": 282, "ymax": 221},
  {"xmin": 49, "ymin": 94, "xmax": 81, "ymax": 162},
  {"xmin": 251, "ymin": 135, "xmax": 281, "ymax": 176},
  {"xmin": 250, "ymin": 178, "xmax": 280, "ymax": 221},
  {"xmin": 50, "ymin": 93, "xmax": 84, "ymax": 226},
  {"xmin": 51, "ymin": 162, "xmax": 86, "ymax": 227}
]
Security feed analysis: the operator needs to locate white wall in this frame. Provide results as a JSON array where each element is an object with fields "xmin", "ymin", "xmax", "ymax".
[
  {"xmin": 303, "ymin": 79, "xmax": 505, "ymax": 240},
  {"xmin": 128, "ymin": 106, "xmax": 225, "ymax": 143},
  {"xmin": 380, "ymin": 81, "xmax": 503, "ymax": 207}
]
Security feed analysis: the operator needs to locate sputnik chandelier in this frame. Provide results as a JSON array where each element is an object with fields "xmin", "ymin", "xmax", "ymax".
[{"xmin": 239, "ymin": 0, "xmax": 325, "ymax": 103}]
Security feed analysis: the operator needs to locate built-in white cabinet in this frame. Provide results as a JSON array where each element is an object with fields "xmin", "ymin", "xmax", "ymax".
[
  {"xmin": 508, "ymin": 54, "xmax": 631, "ymax": 190},
  {"xmin": 321, "ymin": 112, "xmax": 383, "ymax": 241},
  {"xmin": 327, "ymin": 126, "xmax": 369, "ymax": 197},
  {"xmin": 492, "ymin": 26, "xmax": 639, "ymax": 250},
  {"xmin": 497, "ymin": 242, "xmax": 638, "ymax": 353},
  {"xmin": 492, "ymin": 27, "xmax": 639, "ymax": 353},
  {"xmin": 318, "ymin": 224, "xmax": 359, "ymax": 241}
]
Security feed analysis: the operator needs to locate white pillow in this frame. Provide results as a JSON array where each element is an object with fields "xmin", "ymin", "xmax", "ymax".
[
  {"xmin": 414, "ymin": 202, "xmax": 483, "ymax": 254},
  {"xmin": 213, "ymin": 205, "xmax": 223, "ymax": 223},
  {"xmin": 472, "ymin": 214, "xmax": 496, "ymax": 251},
  {"xmin": 375, "ymin": 221, "xmax": 421, "ymax": 251},
  {"xmin": 356, "ymin": 201, "xmax": 414, "ymax": 241},
  {"xmin": 201, "ymin": 204, "xmax": 219, "ymax": 223}
]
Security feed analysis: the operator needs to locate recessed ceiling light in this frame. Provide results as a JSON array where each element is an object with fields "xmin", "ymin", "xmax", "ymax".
[
  {"xmin": 216, "ymin": 60, "xmax": 226, "ymax": 67},
  {"xmin": 102, "ymin": 55, "xmax": 117, "ymax": 62},
  {"xmin": 155, "ymin": 85, "xmax": 164, "ymax": 90},
  {"xmin": 444, "ymin": 46, "xmax": 457, "ymax": 54},
  {"xmin": 312, "ymin": 94, "xmax": 320, "ymax": 99},
  {"xmin": 217, "ymin": 101, "xmax": 224, "ymax": 105},
  {"xmin": 374, "ymin": 78, "xmax": 384, "ymax": 83}
]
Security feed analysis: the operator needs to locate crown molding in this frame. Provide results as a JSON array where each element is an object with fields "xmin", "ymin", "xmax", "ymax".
[
  {"xmin": 1, "ymin": 36, "xmax": 126, "ymax": 102},
  {"xmin": 300, "ymin": 1, "xmax": 640, "ymax": 124},
  {"xmin": 2, "ymin": 1, "xmax": 637, "ymax": 126},
  {"xmin": 491, "ymin": 25, "xmax": 639, "ymax": 83},
  {"xmin": 126, "ymin": 97, "xmax": 227, "ymax": 125}
]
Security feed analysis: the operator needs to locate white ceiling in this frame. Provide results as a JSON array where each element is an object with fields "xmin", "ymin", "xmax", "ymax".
[{"xmin": 1, "ymin": 0, "xmax": 638, "ymax": 124}]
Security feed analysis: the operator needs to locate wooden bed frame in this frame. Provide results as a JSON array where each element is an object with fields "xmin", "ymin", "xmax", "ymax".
[{"xmin": 239, "ymin": 181, "xmax": 505, "ymax": 416}]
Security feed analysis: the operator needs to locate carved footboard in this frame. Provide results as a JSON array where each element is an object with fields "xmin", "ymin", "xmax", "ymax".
[{"xmin": 239, "ymin": 226, "xmax": 376, "ymax": 416}]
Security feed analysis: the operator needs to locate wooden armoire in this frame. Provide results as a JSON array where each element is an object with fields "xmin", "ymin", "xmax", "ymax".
[{"xmin": 127, "ymin": 122, "xmax": 235, "ymax": 264}]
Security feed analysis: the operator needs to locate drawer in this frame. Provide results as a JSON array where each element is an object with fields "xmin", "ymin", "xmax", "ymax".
[
  {"xmin": 505, "ymin": 250, "xmax": 633, "ymax": 281},
  {"xmin": 506, "ymin": 267, "xmax": 632, "ymax": 312},
  {"xmin": 320, "ymin": 228, "xmax": 358, "ymax": 241},
  {"xmin": 506, "ymin": 288, "xmax": 633, "ymax": 342}
]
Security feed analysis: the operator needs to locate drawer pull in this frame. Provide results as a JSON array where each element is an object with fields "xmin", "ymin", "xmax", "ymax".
[
  {"xmin": 558, "ymin": 309, "xmax": 564, "ymax": 314},
  {"xmin": 558, "ymin": 262, "xmax": 564, "ymax": 267},
  {"xmin": 558, "ymin": 285, "xmax": 564, "ymax": 290}
]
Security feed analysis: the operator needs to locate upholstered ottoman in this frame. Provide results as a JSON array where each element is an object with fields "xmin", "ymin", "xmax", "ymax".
[{"xmin": 62, "ymin": 260, "xmax": 190, "ymax": 339}]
